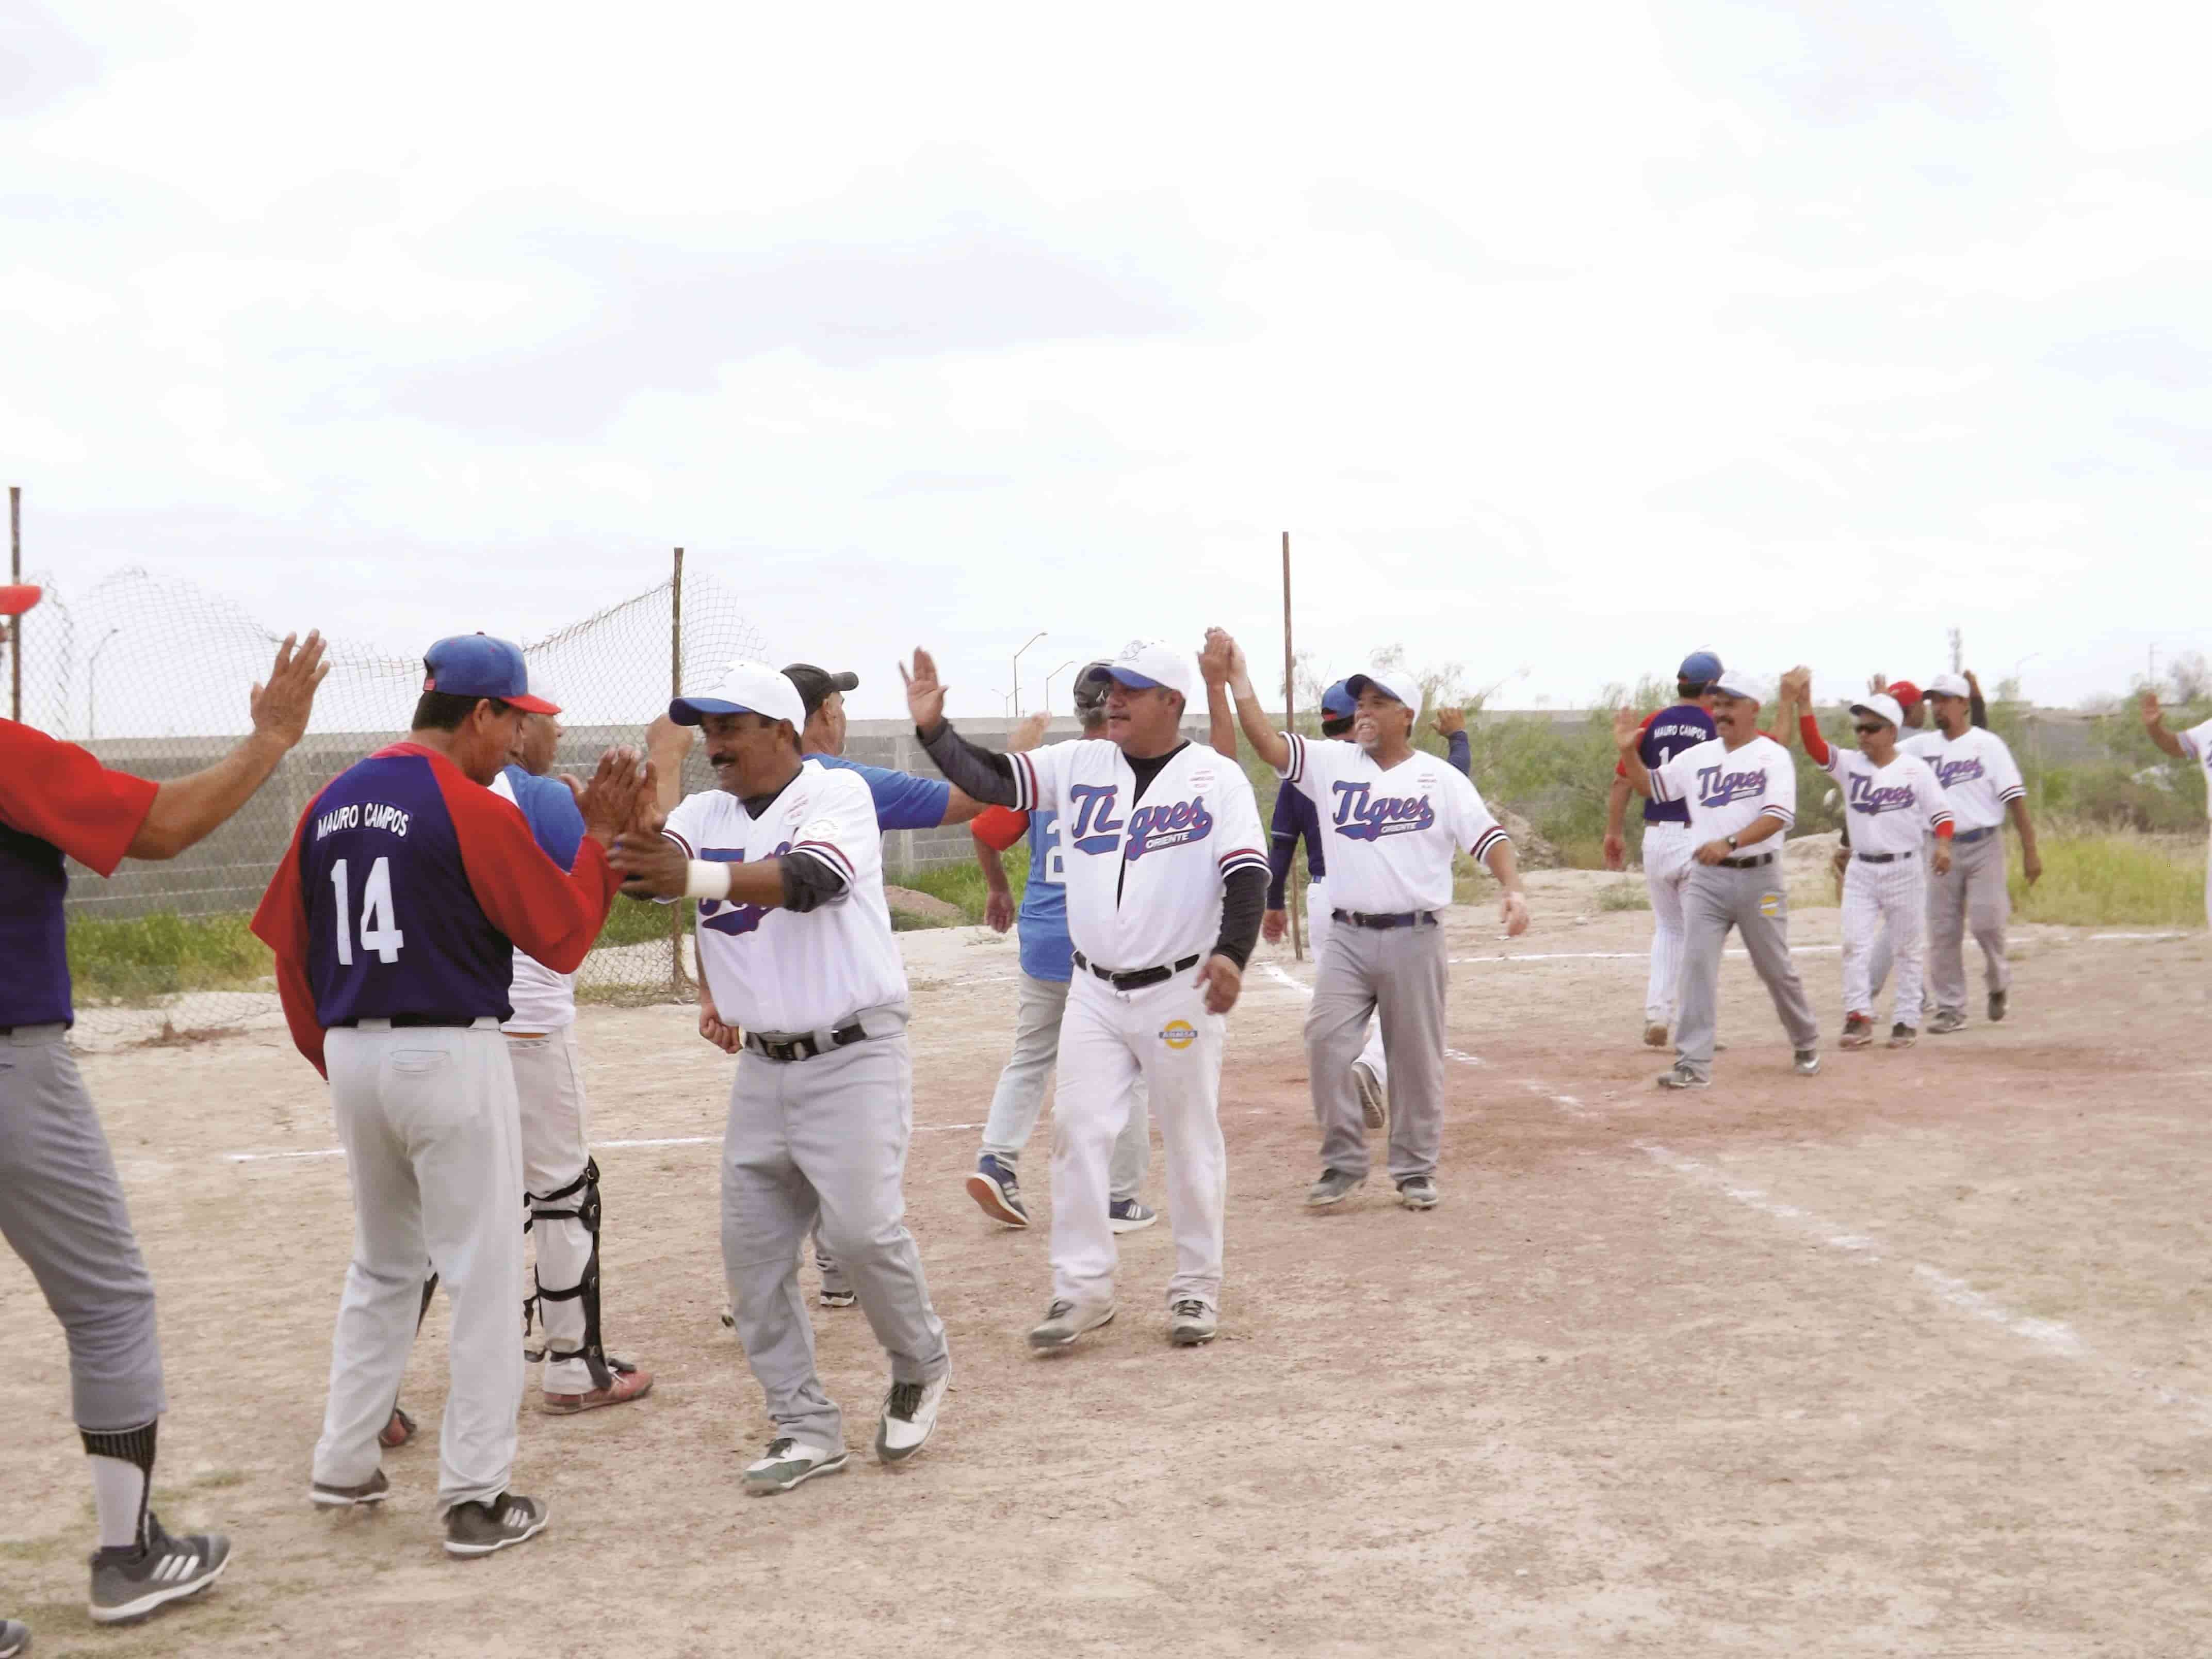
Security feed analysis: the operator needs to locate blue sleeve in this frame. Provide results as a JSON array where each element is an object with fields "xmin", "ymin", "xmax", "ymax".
[
  {"xmin": 1266, "ymin": 786, "xmax": 1300, "ymax": 908},
  {"xmin": 1446, "ymin": 730, "xmax": 1471, "ymax": 778},
  {"xmin": 508, "ymin": 767, "xmax": 585, "ymax": 872},
  {"xmin": 840, "ymin": 758, "xmax": 952, "ymax": 832}
]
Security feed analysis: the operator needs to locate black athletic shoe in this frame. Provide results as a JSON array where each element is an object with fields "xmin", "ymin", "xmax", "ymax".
[
  {"xmin": 443, "ymin": 1492, "xmax": 547, "ymax": 1557},
  {"xmin": 88, "ymin": 1515, "xmax": 231, "ymax": 1624},
  {"xmin": 0, "ymin": 1616, "xmax": 29, "ymax": 1658},
  {"xmin": 310, "ymin": 1468, "xmax": 391, "ymax": 1508},
  {"xmin": 1396, "ymin": 1175, "xmax": 1440, "ymax": 1210},
  {"xmin": 1886, "ymin": 1023, "xmax": 1917, "ymax": 1049},
  {"xmin": 1988, "ymin": 990, "xmax": 2007, "ymax": 1023}
]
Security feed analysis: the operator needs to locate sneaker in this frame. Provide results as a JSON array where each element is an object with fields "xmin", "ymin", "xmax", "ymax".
[
  {"xmin": 310, "ymin": 1468, "xmax": 391, "ymax": 1509},
  {"xmin": 1793, "ymin": 1049, "xmax": 1821, "ymax": 1076},
  {"xmin": 1988, "ymin": 989, "xmax": 2007, "ymax": 1023},
  {"xmin": 0, "ymin": 1617, "xmax": 26, "ymax": 1659},
  {"xmin": 1840, "ymin": 1013, "xmax": 1875, "ymax": 1050},
  {"xmin": 1108, "ymin": 1198, "xmax": 1158, "ymax": 1234},
  {"xmin": 818, "ymin": 1286, "xmax": 856, "ymax": 1309},
  {"xmin": 541, "ymin": 1361, "xmax": 655, "ymax": 1416},
  {"xmin": 718, "ymin": 1304, "xmax": 735, "ymax": 1330},
  {"xmin": 1306, "ymin": 1168, "xmax": 1364, "ymax": 1207},
  {"xmin": 875, "ymin": 1369, "xmax": 950, "ymax": 1463},
  {"xmin": 1168, "ymin": 1299, "xmax": 1217, "ymax": 1347},
  {"xmin": 1929, "ymin": 1009, "xmax": 1966, "ymax": 1035},
  {"xmin": 743, "ymin": 1438, "xmax": 849, "ymax": 1495},
  {"xmin": 1396, "ymin": 1175, "xmax": 1440, "ymax": 1210},
  {"xmin": 1886, "ymin": 1023, "xmax": 1917, "ymax": 1049},
  {"xmin": 1655, "ymin": 1063, "xmax": 1709, "ymax": 1090},
  {"xmin": 379, "ymin": 1405, "xmax": 416, "ymax": 1450},
  {"xmin": 442, "ymin": 1492, "xmax": 548, "ymax": 1557},
  {"xmin": 1641, "ymin": 1022, "xmax": 1670, "ymax": 1049},
  {"xmin": 88, "ymin": 1515, "xmax": 231, "ymax": 1624},
  {"xmin": 1027, "ymin": 1298, "xmax": 1115, "ymax": 1352},
  {"xmin": 1352, "ymin": 1060, "xmax": 1387, "ymax": 1128},
  {"xmin": 964, "ymin": 1154, "xmax": 1030, "ymax": 1228}
]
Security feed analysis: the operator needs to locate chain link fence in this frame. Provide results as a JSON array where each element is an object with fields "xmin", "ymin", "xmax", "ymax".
[{"xmin": 8, "ymin": 561, "xmax": 768, "ymax": 1048}]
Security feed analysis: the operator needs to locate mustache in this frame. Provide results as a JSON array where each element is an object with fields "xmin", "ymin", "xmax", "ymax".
[{"xmin": 708, "ymin": 751, "xmax": 741, "ymax": 767}]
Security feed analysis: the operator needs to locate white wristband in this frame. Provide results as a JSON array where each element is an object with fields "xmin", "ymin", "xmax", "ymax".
[{"xmin": 683, "ymin": 859, "xmax": 732, "ymax": 901}]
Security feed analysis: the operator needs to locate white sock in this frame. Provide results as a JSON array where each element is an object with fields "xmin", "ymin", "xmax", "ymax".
[{"xmin": 88, "ymin": 1455, "xmax": 147, "ymax": 1551}]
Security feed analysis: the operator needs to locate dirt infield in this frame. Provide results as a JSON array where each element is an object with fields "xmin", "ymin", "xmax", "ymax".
[{"xmin": 5, "ymin": 872, "xmax": 2209, "ymax": 1657}]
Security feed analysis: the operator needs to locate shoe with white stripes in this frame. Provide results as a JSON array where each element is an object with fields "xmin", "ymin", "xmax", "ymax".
[
  {"xmin": 443, "ymin": 1492, "xmax": 548, "ymax": 1557},
  {"xmin": 743, "ymin": 1438, "xmax": 849, "ymax": 1494},
  {"xmin": 88, "ymin": 1515, "xmax": 232, "ymax": 1623}
]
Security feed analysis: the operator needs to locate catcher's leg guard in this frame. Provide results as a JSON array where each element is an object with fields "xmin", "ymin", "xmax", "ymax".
[{"xmin": 530, "ymin": 1159, "xmax": 624, "ymax": 1393}]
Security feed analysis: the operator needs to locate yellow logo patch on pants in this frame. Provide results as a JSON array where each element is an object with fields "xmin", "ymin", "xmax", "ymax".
[{"xmin": 1159, "ymin": 1020, "xmax": 1198, "ymax": 1051}]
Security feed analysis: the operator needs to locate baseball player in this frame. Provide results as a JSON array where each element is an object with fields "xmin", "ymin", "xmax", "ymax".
[
  {"xmin": 1602, "ymin": 652, "xmax": 1722, "ymax": 1048},
  {"xmin": 967, "ymin": 670, "xmax": 1157, "ymax": 1232},
  {"xmin": 1874, "ymin": 672, "xmax": 2041, "ymax": 1031},
  {"xmin": 252, "ymin": 635, "xmax": 647, "ymax": 1557},
  {"xmin": 1263, "ymin": 680, "xmax": 1479, "ymax": 1128},
  {"xmin": 1778, "ymin": 669, "xmax": 1955, "ymax": 1049},
  {"xmin": 906, "ymin": 640, "xmax": 1269, "ymax": 1351},
  {"xmin": 615, "ymin": 661, "xmax": 951, "ymax": 1493},
  {"xmin": 1218, "ymin": 637, "xmax": 1528, "ymax": 1210},
  {"xmin": 0, "ymin": 587, "xmax": 324, "ymax": 1633},
  {"xmin": 1831, "ymin": 674, "xmax": 1988, "ymax": 887},
  {"xmin": 1615, "ymin": 667, "xmax": 1821, "ymax": 1087},
  {"xmin": 2141, "ymin": 689, "xmax": 2212, "ymax": 928}
]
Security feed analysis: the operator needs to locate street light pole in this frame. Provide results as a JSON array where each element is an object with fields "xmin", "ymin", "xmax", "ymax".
[
  {"xmin": 1042, "ymin": 658, "xmax": 1077, "ymax": 720},
  {"xmin": 1011, "ymin": 631, "xmax": 1046, "ymax": 718},
  {"xmin": 87, "ymin": 626, "xmax": 121, "ymax": 740}
]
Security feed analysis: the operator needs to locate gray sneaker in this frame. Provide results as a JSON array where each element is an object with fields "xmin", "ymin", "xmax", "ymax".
[
  {"xmin": 1, "ymin": 1617, "xmax": 29, "ymax": 1658},
  {"xmin": 1168, "ymin": 1299, "xmax": 1217, "ymax": 1347},
  {"xmin": 1793, "ymin": 1049, "xmax": 1822, "ymax": 1076},
  {"xmin": 1396, "ymin": 1175, "xmax": 1440, "ymax": 1210},
  {"xmin": 310, "ymin": 1468, "xmax": 391, "ymax": 1508},
  {"xmin": 742, "ymin": 1438, "xmax": 849, "ymax": 1495},
  {"xmin": 1351, "ymin": 1060, "xmax": 1387, "ymax": 1129},
  {"xmin": 1028, "ymin": 1298, "xmax": 1115, "ymax": 1352},
  {"xmin": 818, "ymin": 1286, "xmax": 856, "ymax": 1308},
  {"xmin": 1306, "ymin": 1168, "xmax": 1364, "ymax": 1207},
  {"xmin": 1928, "ymin": 1009, "xmax": 1966, "ymax": 1035},
  {"xmin": 88, "ymin": 1515, "xmax": 231, "ymax": 1624},
  {"xmin": 443, "ymin": 1492, "xmax": 547, "ymax": 1557},
  {"xmin": 1655, "ymin": 1063, "xmax": 1709, "ymax": 1091},
  {"xmin": 1988, "ymin": 990, "xmax": 2007, "ymax": 1023}
]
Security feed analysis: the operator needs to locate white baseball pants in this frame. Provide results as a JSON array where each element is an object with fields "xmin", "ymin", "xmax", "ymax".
[
  {"xmin": 1050, "ymin": 970, "xmax": 1227, "ymax": 1317},
  {"xmin": 506, "ymin": 1028, "xmax": 597, "ymax": 1396},
  {"xmin": 1639, "ymin": 824, "xmax": 1694, "ymax": 1027},
  {"xmin": 316, "ymin": 1020, "xmax": 524, "ymax": 1515},
  {"xmin": 1306, "ymin": 880, "xmax": 1388, "ymax": 1087},
  {"xmin": 1841, "ymin": 856, "xmax": 1926, "ymax": 1026}
]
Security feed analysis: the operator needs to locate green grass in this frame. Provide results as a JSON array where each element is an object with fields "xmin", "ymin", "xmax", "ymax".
[
  {"xmin": 2011, "ymin": 829, "xmax": 2206, "ymax": 928},
  {"xmin": 1598, "ymin": 879, "xmax": 1651, "ymax": 912},
  {"xmin": 67, "ymin": 912, "xmax": 272, "ymax": 1004},
  {"xmin": 892, "ymin": 843, "xmax": 1033, "ymax": 928}
]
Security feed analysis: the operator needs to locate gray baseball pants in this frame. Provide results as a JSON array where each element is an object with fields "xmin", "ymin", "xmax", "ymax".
[
  {"xmin": 722, "ymin": 1009, "xmax": 948, "ymax": 1454},
  {"xmin": 1305, "ymin": 917, "xmax": 1449, "ymax": 1183},
  {"xmin": 1869, "ymin": 831, "xmax": 2010, "ymax": 1016},
  {"xmin": 0, "ymin": 1026, "xmax": 166, "ymax": 1432},
  {"xmin": 316, "ymin": 1019, "xmax": 525, "ymax": 1515},
  {"xmin": 1674, "ymin": 859, "xmax": 1819, "ymax": 1082}
]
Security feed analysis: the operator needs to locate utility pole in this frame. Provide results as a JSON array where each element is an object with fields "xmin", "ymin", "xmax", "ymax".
[{"xmin": 1948, "ymin": 626, "xmax": 1963, "ymax": 674}]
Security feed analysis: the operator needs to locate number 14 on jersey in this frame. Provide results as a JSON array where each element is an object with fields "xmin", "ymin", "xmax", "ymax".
[{"xmin": 330, "ymin": 856, "xmax": 405, "ymax": 965}]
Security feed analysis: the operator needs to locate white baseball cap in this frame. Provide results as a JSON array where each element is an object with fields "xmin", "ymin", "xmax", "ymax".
[
  {"xmin": 670, "ymin": 659, "xmax": 807, "ymax": 729},
  {"xmin": 1711, "ymin": 667, "xmax": 1764, "ymax": 702},
  {"xmin": 1849, "ymin": 693, "xmax": 1905, "ymax": 731},
  {"xmin": 1081, "ymin": 640, "xmax": 1196, "ymax": 705},
  {"xmin": 1344, "ymin": 666, "xmax": 1425, "ymax": 718},
  {"xmin": 1925, "ymin": 672, "xmax": 1972, "ymax": 701}
]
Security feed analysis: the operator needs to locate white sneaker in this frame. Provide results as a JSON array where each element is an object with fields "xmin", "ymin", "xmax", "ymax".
[
  {"xmin": 743, "ymin": 1438, "xmax": 849, "ymax": 1495},
  {"xmin": 875, "ymin": 1368, "xmax": 950, "ymax": 1463},
  {"xmin": 1351, "ymin": 1061, "xmax": 1387, "ymax": 1129}
]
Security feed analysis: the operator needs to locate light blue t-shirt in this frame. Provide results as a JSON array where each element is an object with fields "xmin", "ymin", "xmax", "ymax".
[
  {"xmin": 1017, "ymin": 808, "xmax": 1073, "ymax": 983},
  {"xmin": 807, "ymin": 753, "xmax": 951, "ymax": 832}
]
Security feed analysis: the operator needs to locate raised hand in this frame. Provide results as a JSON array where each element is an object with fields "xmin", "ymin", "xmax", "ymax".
[
  {"xmin": 1430, "ymin": 705, "xmax": 1466, "ymax": 738},
  {"xmin": 576, "ymin": 746, "xmax": 647, "ymax": 846},
  {"xmin": 1612, "ymin": 706, "xmax": 1642, "ymax": 751},
  {"xmin": 1008, "ymin": 711, "xmax": 1050, "ymax": 754},
  {"xmin": 2141, "ymin": 688, "xmax": 2166, "ymax": 730},
  {"xmin": 249, "ymin": 630, "xmax": 331, "ymax": 748},
  {"xmin": 1867, "ymin": 671, "xmax": 1889, "ymax": 697},
  {"xmin": 901, "ymin": 648, "xmax": 947, "ymax": 733},
  {"xmin": 1781, "ymin": 665, "xmax": 1813, "ymax": 702},
  {"xmin": 1199, "ymin": 629, "xmax": 1235, "ymax": 687},
  {"xmin": 1196, "ymin": 953, "xmax": 1243, "ymax": 1015}
]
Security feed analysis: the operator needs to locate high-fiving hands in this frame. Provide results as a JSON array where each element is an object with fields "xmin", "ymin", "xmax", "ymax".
[
  {"xmin": 901, "ymin": 648, "xmax": 947, "ymax": 733},
  {"xmin": 249, "ymin": 631, "xmax": 331, "ymax": 749}
]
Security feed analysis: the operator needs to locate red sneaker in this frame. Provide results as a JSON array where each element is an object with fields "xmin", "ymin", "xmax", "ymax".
[{"xmin": 541, "ymin": 1364, "xmax": 654, "ymax": 1416}]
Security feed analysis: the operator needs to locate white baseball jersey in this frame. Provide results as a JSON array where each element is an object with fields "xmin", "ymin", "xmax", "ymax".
[
  {"xmin": 1002, "ymin": 739, "xmax": 1267, "ymax": 970},
  {"xmin": 1649, "ymin": 735, "xmax": 1798, "ymax": 843},
  {"xmin": 2177, "ymin": 718, "xmax": 2212, "ymax": 820},
  {"xmin": 489, "ymin": 769, "xmax": 577, "ymax": 1032},
  {"xmin": 1276, "ymin": 733, "xmax": 1507, "ymax": 914},
  {"xmin": 662, "ymin": 761, "xmax": 906, "ymax": 1033},
  {"xmin": 1817, "ymin": 747, "xmax": 1953, "ymax": 857},
  {"xmin": 1900, "ymin": 728, "xmax": 2024, "ymax": 831}
]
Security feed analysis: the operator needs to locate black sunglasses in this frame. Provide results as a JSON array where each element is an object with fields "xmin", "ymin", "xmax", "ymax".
[{"xmin": 1853, "ymin": 722, "xmax": 1885, "ymax": 735}]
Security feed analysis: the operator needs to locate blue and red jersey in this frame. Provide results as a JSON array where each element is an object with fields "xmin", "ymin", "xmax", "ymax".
[
  {"xmin": 1616, "ymin": 703, "xmax": 1717, "ymax": 826},
  {"xmin": 250, "ymin": 742, "xmax": 618, "ymax": 1076},
  {"xmin": 0, "ymin": 720, "xmax": 160, "ymax": 1028}
]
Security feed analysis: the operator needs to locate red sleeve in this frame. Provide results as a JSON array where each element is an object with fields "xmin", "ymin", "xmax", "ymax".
[
  {"xmin": 432, "ymin": 760, "xmax": 619, "ymax": 973},
  {"xmin": 0, "ymin": 721, "xmax": 159, "ymax": 875},
  {"xmin": 1613, "ymin": 710, "xmax": 1658, "ymax": 780},
  {"xmin": 1797, "ymin": 713, "xmax": 1830, "ymax": 766},
  {"xmin": 970, "ymin": 805, "xmax": 1029, "ymax": 853},
  {"xmin": 249, "ymin": 803, "xmax": 327, "ymax": 1078}
]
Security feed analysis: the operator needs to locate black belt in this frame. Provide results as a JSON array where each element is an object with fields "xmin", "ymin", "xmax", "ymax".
[
  {"xmin": 1855, "ymin": 850, "xmax": 1914, "ymax": 865},
  {"xmin": 1071, "ymin": 950, "xmax": 1200, "ymax": 990},
  {"xmin": 1718, "ymin": 851, "xmax": 1775, "ymax": 870},
  {"xmin": 333, "ymin": 1014, "xmax": 481, "ymax": 1030},
  {"xmin": 743, "ymin": 1021, "xmax": 867, "ymax": 1063},
  {"xmin": 1953, "ymin": 825, "xmax": 1996, "ymax": 844},
  {"xmin": 1331, "ymin": 909, "xmax": 1439, "ymax": 930}
]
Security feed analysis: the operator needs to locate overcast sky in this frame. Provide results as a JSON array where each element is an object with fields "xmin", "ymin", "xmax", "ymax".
[{"xmin": 5, "ymin": 0, "xmax": 2209, "ymax": 727}]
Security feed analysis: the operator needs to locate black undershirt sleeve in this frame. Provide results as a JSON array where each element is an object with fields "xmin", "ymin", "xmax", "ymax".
[
  {"xmin": 915, "ymin": 720, "xmax": 1021, "ymax": 806},
  {"xmin": 1212, "ymin": 866, "xmax": 1267, "ymax": 969},
  {"xmin": 779, "ymin": 852, "xmax": 848, "ymax": 914}
]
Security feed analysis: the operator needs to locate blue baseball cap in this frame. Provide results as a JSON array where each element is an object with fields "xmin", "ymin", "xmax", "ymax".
[
  {"xmin": 423, "ymin": 633, "xmax": 558, "ymax": 714},
  {"xmin": 1320, "ymin": 679, "xmax": 1356, "ymax": 719},
  {"xmin": 1678, "ymin": 650, "xmax": 1723, "ymax": 685}
]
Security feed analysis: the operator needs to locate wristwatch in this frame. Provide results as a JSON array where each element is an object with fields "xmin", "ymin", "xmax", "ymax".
[{"xmin": 1724, "ymin": 833, "xmax": 1739, "ymax": 852}]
